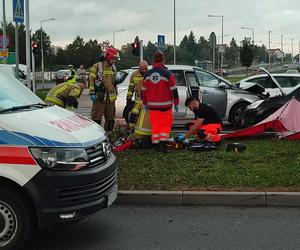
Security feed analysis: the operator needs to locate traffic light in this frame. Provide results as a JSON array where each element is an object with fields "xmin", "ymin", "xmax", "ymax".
[
  {"xmin": 131, "ymin": 42, "xmax": 140, "ymax": 57},
  {"xmin": 32, "ymin": 42, "xmax": 38, "ymax": 56}
]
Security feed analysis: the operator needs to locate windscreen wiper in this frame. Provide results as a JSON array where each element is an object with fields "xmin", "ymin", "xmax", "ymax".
[{"xmin": 0, "ymin": 103, "xmax": 48, "ymax": 114}]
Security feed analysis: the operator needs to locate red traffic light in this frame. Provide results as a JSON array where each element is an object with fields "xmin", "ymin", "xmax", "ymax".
[{"xmin": 32, "ymin": 42, "xmax": 38, "ymax": 48}]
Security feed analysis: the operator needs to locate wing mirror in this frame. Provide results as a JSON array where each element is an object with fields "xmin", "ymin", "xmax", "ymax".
[{"xmin": 219, "ymin": 82, "xmax": 229, "ymax": 89}]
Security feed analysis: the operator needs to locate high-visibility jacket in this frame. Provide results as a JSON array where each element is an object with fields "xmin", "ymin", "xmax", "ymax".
[
  {"xmin": 45, "ymin": 82, "xmax": 82, "ymax": 110},
  {"xmin": 142, "ymin": 63, "xmax": 179, "ymax": 110},
  {"xmin": 129, "ymin": 101, "xmax": 152, "ymax": 136},
  {"xmin": 89, "ymin": 61, "xmax": 117, "ymax": 102},
  {"xmin": 127, "ymin": 70, "xmax": 144, "ymax": 102},
  {"xmin": 66, "ymin": 69, "xmax": 76, "ymax": 84}
]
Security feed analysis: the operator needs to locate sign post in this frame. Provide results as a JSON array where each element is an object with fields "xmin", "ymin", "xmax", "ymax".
[{"xmin": 13, "ymin": 0, "xmax": 24, "ymax": 74}]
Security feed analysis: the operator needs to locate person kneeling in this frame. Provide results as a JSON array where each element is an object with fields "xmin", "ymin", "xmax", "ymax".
[{"xmin": 178, "ymin": 97, "xmax": 222, "ymax": 143}]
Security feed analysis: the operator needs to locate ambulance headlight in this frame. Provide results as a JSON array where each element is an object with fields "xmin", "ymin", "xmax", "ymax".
[{"xmin": 29, "ymin": 147, "xmax": 89, "ymax": 171}]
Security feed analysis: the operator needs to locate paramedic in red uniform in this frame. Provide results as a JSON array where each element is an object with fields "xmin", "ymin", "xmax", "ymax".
[
  {"xmin": 180, "ymin": 97, "xmax": 222, "ymax": 142},
  {"xmin": 141, "ymin": 51, "xmax": 179, "ymax": 152}
]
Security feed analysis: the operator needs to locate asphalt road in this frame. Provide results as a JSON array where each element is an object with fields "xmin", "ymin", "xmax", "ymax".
[{"xmin": 30, "ymin": 205, "xmax": 300, "ymax": 250}]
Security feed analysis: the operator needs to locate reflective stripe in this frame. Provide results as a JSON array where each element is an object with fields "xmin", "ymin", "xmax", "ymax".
[
  {"xmin": 103, "ymin": 70, "xmax": 115, "ymax": 75},
  {"xmin": 169, "ymin": 86, "xmax": 177, "ymax": 91},
  {"xmin": 152, "ymin": 134, "xmax": 160, "ymax": 138},
  {"xmin": 141, "ymin": 87, "xmax": 147, "ymax": 91},
  {"xmin": 160, "ymin": 133, "xmax": 169, "ymax": 137},
  {"xmin": 45, "ymin": 96, "xmax": 64, "ymax": 107},
  {"xmin": 147, "ymin": 101, "xmax": 172, "ymax": 106}
]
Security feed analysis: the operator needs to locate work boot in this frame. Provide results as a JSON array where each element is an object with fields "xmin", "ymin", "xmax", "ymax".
[{"xmin": 159, "ymin": 141, "xmax": 168, "ymax": 153}]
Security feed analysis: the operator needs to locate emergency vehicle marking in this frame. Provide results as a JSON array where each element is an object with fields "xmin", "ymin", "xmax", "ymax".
[
  {"xmin": 0, "ymin": 146, "xmax": 36, "ymax": 165},
  {"xmin": 49, "ymin": 114, "xmax": 94, "ymax": 132},
  {"xmin": 150, "ymin": 73, "xmax": 161, "ymax": 84}
]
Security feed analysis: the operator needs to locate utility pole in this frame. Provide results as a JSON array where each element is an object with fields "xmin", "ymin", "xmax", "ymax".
[{"xmin": 140, "ymin": 40, "xmax": 143, "ymax": 61}]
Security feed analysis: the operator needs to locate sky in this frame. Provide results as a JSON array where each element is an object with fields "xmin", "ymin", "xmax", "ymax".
[{"xmin": 3, "ymin": 0, "xmax": 300, "ymax": 53}]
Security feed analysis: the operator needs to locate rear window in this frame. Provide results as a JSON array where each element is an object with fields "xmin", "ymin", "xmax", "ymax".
[
  {"xmin": 116, "ymin": 71, "xmax": 128, "ymax": 85},
  {"xmin": 170, "ymin": 70, "xmax": 186, "ymax": 86}
]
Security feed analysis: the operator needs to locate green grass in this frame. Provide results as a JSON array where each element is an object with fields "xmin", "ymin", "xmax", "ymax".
[
  {"xmin": 116, "ymin": 138, "xmax": 300, "ymax": 191},
  {"xmin": 225, "ymin": 77, "xmax": 244, "ymax": 83},
  {"xmin": 36, "ymin": 89, "xmax": 50, "ymax": 101}
]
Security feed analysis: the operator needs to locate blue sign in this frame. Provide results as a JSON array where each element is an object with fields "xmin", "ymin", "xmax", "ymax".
[
  {"xmin": 157, "ymin": 35, "xmax": 165, "ymax": 49},
  {"xmin": 13, "ymin": 0, "xmax": 24, "ymax": 23}
]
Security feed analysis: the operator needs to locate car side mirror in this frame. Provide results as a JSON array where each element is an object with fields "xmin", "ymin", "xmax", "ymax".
[{"xmin": 219, "ymin": 82, "xmax": 228, "ymax": 89}]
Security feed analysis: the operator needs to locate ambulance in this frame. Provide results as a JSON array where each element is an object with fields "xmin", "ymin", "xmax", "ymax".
[{"xmin": 0, "ymin": 67, "xmax": 117, "ymax": 249}]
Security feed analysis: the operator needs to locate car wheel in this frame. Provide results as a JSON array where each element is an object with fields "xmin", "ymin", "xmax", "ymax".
[
  {"xmin": 123, "ymin": 102, "xmax": 135, "ymax": 124},
  {"xmin": 229, "ymin": 102, "xmax": 249, "ymax": 128},
  {"xmin": 0, "ymin": 186, "xmax": 36, "ymax": 250}
]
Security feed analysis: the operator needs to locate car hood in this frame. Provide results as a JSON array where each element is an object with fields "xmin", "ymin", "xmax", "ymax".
[{"xmin": 0, "ymin": 106, "xmax": 106, "ymax": 147}]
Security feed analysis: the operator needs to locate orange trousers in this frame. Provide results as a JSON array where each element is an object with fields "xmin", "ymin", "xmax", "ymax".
[
  {"xmin": 149, "ymin": 109, "xmax": 173, "ymax": 143},
  {"xmin": 198, "ymin": 123, "xmax": 222, "ymax": 142}
]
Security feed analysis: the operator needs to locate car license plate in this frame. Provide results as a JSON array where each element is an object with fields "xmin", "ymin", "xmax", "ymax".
[{"xmin": 107, "ymin": 185, "xmax": 118, "ymax": 207}]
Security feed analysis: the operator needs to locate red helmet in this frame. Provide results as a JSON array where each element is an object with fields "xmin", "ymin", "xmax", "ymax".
[{"xmin": 105, "ymin": 47, "xmax": 120, "ymax": 60}]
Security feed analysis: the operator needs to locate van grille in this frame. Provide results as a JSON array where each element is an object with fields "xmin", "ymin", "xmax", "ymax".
[
  {"xmin": 85, "ymin": 142, "xmax": 109, "ymax": 168},
  {"xmin": 55, "ymin": 171, "xmax": 117, "ymax": 207}
]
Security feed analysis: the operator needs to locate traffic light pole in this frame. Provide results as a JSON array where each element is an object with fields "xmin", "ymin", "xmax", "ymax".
[
  {"xmin": 31, "ymin": 49, "xmax": 36, "ymax": 93},
  {"xmin": 140, "ymin": 40, "xmax": 143, "ymax": 61}
]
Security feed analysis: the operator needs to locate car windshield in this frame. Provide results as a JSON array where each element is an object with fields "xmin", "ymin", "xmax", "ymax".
[{"xmin": 0, "ymin": 68, "xmax": 43, "ymax": 111}]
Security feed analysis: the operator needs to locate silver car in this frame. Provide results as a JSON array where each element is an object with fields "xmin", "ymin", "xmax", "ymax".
[
  {"xmin": 238, "ymin": 73, "xmax": 300, "ymax": 97},
  {"xmin": 115, "ymin": 65, "xmax": 260, "ymax": 127}
]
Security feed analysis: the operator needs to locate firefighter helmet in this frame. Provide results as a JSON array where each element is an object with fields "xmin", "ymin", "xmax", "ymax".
[{"xmin": 105, "ymin": 47, "xmax": 120, "ymax": 60}]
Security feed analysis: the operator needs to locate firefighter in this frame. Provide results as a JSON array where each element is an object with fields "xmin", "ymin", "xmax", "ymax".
[
  {"xmin": 142, "ymin": 51, "xmax": 179, "ymax": 152},
  {"xmin": 128, "ymin": 100, "xmax": 152, "ymax": 148},
  {"xmin": 45, "ymin": 81, "xmax": 86, "ymax": 110},
  {"xmin": 177, "ymin": 97, "xmax": 222, "ymax": 142},
  {"xmin": 89, "ymin": 47, "xmax": 119, "ymax": 131},
  {"xmin": 66, "ymin": 64, "xmax": 76, "ymax": 84},
  {"xmin": 126, "ymin": 60, "xmax": 148, "ymax": 105}
]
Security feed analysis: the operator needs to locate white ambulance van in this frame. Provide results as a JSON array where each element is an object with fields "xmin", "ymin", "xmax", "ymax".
[{"xmin": 0, "ymin": 67, "xmax": 117, "ymax": 249}]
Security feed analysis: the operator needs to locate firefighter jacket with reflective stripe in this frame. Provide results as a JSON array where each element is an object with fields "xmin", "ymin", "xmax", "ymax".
[
  {"xmin": 89, "ymin": 61, "xmax": 117, "ymax": 102},
  {"xmin": 129, "ymin": 101, "xmax": 152, "ymax": 136},
  {"xmin": 127, "ymin": 70, "xmax": 144, "ymax": 102},
  {"xmin": 45, "ymin": 82, "xmax": 82, "ymax": 110},
  {"xmin": 66, "ymin": 69, "xmax": 76, "ymax": 84},
  {"xmin": 142, "ymin": 63, "xmax": 179, "ymax": 110}
]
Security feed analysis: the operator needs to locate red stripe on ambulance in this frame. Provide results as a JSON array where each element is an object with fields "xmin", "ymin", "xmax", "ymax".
[{"xmin": 0, "ymin": 147, "xmax": 36, "ymax": 165}]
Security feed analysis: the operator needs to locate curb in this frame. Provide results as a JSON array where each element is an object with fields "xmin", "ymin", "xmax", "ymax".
[{"xmin": 116, "ymin": 191, "xmax": 300, "ymax": 207}]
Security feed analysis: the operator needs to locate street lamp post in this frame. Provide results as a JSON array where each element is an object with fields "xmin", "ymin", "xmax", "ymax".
[
  {"xmin": 291, "ymin": 38, "xmax": 294, "ymax": 63},
  {"xmin": 281, "ymin": 35, "xmax": 284, "ymax": 64},
  {"xmin": 217, "ymin": 34, "xmax": 228, "ymax": 69},
  {"xmin": 208, "ymin": 15, "xmax": 224, "ymax": 73},
  {"xmin": 113, "ymin": 29, "xmax": 125, "ymax": 47},
  {"xmin": 174, "ymin": 0, "xmax": 176, "ymax": 65},
  {"xmin": 41, "ymin": 18, "xmax": 55, "ymax": 88},
  {"xmin": 268, "ymin": 31, "xmax": 271, "ymax": 66}
]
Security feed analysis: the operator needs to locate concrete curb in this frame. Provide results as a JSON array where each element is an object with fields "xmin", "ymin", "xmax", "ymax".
[{"xmin": 116, "ymin": 191, "xmax": 300, "ymax": 207}]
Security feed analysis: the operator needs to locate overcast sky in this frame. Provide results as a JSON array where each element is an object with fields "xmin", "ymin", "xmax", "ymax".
[{"xmin": 4, "ymin": 0, "xmax": 300, "ymax": 53}]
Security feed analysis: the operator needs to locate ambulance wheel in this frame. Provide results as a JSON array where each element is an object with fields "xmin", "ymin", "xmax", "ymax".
[{"xmin": 0, "ymin": 187, "xmax": 35, "ymax": 250}]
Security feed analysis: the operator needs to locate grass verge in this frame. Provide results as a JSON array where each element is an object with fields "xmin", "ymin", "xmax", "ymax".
[
  {"xmin": 36, "ymin": 89, "xmax": 50, "ymax": 101},
  {"xmin": 116, "ymin": 137, "xmax": 300, "ymax": 191}
]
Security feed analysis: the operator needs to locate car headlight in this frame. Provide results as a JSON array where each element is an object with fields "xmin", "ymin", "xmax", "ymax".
[
  {"xmin": 29, "ymin": 147, "xmax": 89, "ymax": 171},
  {"xmin": 247, "ymin": 100, "xmax": 264, "ymax": 110}
]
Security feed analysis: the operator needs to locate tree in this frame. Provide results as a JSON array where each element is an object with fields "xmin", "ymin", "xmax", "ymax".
[
  {"xmin": 240, "ymin": 38, "xmax": 254, "ymax": 73},
  {"xmin": 179, "ymin": 35, "xmax": 188, "ymax": 50},
  {"xmin": 144, "ymin": 41, "xmax": 158, "ymax": 63},
  {"xmin": 32, "ymin": 28, "xmax": 53, "ymax": 70},
  {"xmin": 224, "ymin": 38, "xmax": 239, "ymax": 68}
]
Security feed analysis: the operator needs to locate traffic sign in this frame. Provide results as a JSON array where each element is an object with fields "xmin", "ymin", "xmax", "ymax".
[
  {"xmin": 13, "ymin": 0, "xmax": 24, "ymax": 23},
  {"xmin": 157, "ymin": 35, "xmax": 165, "ymax": 50},
  {"xmin": 0, "ymin": 50, "xmax": 9, "ymax": 58}
]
